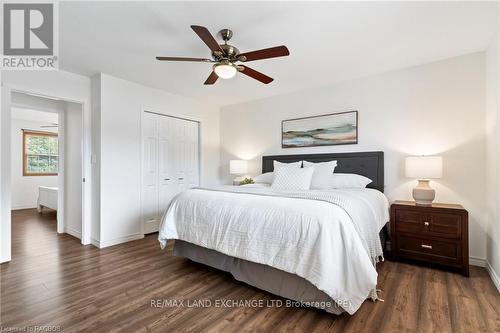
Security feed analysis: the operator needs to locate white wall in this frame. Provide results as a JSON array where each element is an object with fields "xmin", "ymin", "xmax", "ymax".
[
  {"xmin": 486, "ymin": 4, "xmax": 500, "ymax": 290},
  {"xmin": 221, "ymin": 52, "xmax": 488, "ymax": 261},
  {"xmin": 92, "ymin": 73, "xmax": 220, "ymax": 247},
  {"xmin": 91, "ymin": 75, "xmax": 101, "ymax": 244},
  {"xmin": 10, "ymin": 117, "xmax": 58, "ymax": 209},
  {"xmin": 64, "ymin": 102, "xmax": 83, "ymax": 239}
]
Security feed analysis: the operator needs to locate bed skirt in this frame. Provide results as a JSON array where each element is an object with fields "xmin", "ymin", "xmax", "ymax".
[{"xmin": 173, "ymin": 240, "xmax": 344, "ymax": 314}]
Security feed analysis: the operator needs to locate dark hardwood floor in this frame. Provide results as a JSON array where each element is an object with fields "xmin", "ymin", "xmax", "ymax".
[{"xmin": 1, "ymin": 209, "xmax": 499, "ymax": 332}]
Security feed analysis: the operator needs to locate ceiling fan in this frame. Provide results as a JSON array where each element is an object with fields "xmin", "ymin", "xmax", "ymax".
[
  {"xmin": 40, "ymin": 123, "xmax": 58, "ymax": 128},
  {"xmin": 156, "ymin": 25, "xmax": 290, "ymax": 85}
]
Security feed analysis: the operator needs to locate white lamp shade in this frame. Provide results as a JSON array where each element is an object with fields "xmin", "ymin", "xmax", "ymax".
[
  {"xmin": 405, "ymin": 156, "xmax": 443, "ymax": 179},
  {"xmin": 229, "ymin": 160, "xmax": 248, "ymax": 175},
  {"xmin": 214, "ymin": 64, "xmax": 237, "ymax": 79}
]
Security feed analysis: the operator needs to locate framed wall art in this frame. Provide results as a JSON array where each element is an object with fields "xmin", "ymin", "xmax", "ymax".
[{"xmin": 282, "ymin": 111, "xmax": 358, "ymax": 148}]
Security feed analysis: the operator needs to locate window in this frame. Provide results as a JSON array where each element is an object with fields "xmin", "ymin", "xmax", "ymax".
[{"xmin": 23, "ymin": 130, "xmax": 58, "ymax": 176}]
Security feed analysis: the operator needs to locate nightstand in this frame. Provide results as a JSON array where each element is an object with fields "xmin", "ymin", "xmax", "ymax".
[{"xmin": 390, "ymin": 200, "xmax": 469, "ymax": 276}]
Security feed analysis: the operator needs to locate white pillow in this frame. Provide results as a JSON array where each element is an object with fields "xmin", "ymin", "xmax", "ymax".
[
  {"xmin": 331, "ymin": 173, "xmax": 372, "ymax": 189},
  {"xmin": 302, "ymin": 160, "xmax": 337, "ymax": 190},
  {"xmin": 253, "ymin": 172, "xmax": 274, "ymax": 184},
  {"xmin": 271, "ymin": 166, "xmax": 314, "ymax": 191},
  {"xmin": 273, "ymin": 160, "xmax": 301, "ymax": 168}
]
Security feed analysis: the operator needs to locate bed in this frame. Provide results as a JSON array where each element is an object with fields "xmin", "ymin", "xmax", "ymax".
[
  {"xmin": 159, "ymin": 151, "xmax": 388, "ymax": 315},
  {"xmin": 37, "ymin": 186, "xmax": 58, "ymax": 212}
]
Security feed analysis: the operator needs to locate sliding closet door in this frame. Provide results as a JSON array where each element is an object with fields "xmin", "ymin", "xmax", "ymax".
[
  {"xmin": 142, "ymin": 113, "xmax": 159, "ymax": 234},
  {"xmin": 142, "ymin": 112, "xmax": 200, "ymax": 234}
]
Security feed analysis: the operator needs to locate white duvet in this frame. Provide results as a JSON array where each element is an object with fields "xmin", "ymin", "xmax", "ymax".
[{"xmin": 158, "ymin": 185, "xmax": 389, "ymax": 314}]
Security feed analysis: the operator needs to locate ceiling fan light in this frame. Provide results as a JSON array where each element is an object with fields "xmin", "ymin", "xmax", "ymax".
[{"xmin": 214, "ymin": 63, "xmax": 237, "ymax": 79}]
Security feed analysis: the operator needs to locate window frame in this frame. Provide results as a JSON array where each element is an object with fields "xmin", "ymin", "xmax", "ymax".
[{"xmin": 22, "ymin": 130, "xmax": 59, "ymax": 177}]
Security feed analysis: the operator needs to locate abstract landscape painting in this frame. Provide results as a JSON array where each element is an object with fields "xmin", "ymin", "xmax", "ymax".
[{"xmin": 282, "ymin": 111, "xmax": 358, "ymax": 148}]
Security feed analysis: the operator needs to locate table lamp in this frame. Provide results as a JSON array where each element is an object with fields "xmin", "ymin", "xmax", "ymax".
[
  {"xmin": 230, "ymin": 160, "xmax": 248, "ymax": 185},
  {"xmin": 405, "ymin": 156, "xmax": 442, "ymax": 206}
]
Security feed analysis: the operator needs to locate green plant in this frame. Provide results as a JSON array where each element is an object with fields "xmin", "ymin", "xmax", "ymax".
[{"xmin": 239, "ymin": 178, "xmax": 255, "ymax": 185}]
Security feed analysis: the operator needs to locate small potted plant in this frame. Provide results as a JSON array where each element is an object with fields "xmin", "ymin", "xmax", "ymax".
[{"xmin": 239, "ymin": 178, "xmax": 255, "ymax": 186}]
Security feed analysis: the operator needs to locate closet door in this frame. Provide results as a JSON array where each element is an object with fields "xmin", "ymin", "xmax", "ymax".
[
  {"xmin": 142, "ymin": 113, "xmax": 159, "ymax": 234},
  {"xmin": 158, "ymin": 116, "xmax": 177, "ymax": 216},
  {"xmin": 173, "ymin": 117, "xmax": 188, "ymax": 192},
  {"xmin": 173, "ymin": 118, "xmax": 199, "ymax": 191},
  {"xmin": 142, "ymin": 112, "xmax": 200, "ymax": 234}
]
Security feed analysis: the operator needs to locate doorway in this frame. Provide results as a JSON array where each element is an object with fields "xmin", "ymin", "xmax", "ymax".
[{"xmin": 1, "ymin": 88, "xmax": 87, "ymax": 262}]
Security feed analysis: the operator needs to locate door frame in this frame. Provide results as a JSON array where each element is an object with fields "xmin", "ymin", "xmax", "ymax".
[
  {"xmin": 1, "ymin": 84, "xmax": 12, "ymax": 263},
  {"xmin": 140, "ymin": 108, "xmax": 201, "ymax": 237},
  {"xmin": 0, "ymin": 85, "xmax": 91, "ymax": 264}
]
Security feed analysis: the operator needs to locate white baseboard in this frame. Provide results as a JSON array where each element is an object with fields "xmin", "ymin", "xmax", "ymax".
[
  {"xmin": 472, "ymin": 257, "xmax": 500, "ymax": 293},
  {"xmin": 90, "ymin": 237, "xmax": 100, "ymax": 248},
  {"xmin": 65, "ymin": 227, "xmax": 81, "ymax": 240},
  {"xmin": 0, "ymin": 254, "xmax": 11, "ymax": 264},
  {"xmin": 486, "ymin": 261, "xmax": 500, "ymax": 293},
  {"xmin": 11, "ymin": 205, "xmax": 37, "ymax": 210},
  {"xmin": 469, "ymin": 256, "xmax": 486, "ymax": 267},
  {"xmin": 91, "ymin": 233, "xmax": 144, "ymax": 249}
]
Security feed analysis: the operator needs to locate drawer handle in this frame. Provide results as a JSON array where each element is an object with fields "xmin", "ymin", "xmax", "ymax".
[
  {"xmin": 424, "ymin": 221, "xmax": 430, "ymax": 226},
  {"xmin": 164, "ymin": 178, "xmax": 170, "ymax": 180},
  {"xmin": 421, "ymin": 244, "xmax": 433, "ymax": 249}
]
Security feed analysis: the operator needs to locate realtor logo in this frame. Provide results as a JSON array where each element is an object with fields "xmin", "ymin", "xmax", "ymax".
[
  {"xmin": 2, "ymin": 1, "xmax": 58, "ymax": 69},
  {"xmin": 4, "ymin": 3, "xmax": 53, "ymax": 55}
]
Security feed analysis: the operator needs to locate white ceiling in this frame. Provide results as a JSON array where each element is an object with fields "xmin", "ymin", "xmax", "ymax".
[{"xmin": 60, "ymin": 1, "xmax": 497, "ymax": 107}]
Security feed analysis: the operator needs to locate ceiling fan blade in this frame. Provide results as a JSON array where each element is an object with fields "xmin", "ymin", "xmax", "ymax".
[
  {"xmin": 239, "ymin": 66, "xmax": 273, "ymax": 84},
  {"xmin": 239, "ymin": 45, "xmax": 289, "ymax": 62},
  {"xmin": 190, "ymin": 25, "xmax": 224, "ymax": 54},
  {"xmin": 156, "ymin": 56, "xmax": 214, "ymax": 62},
  {"xmin": 204, "ymin": 71, "xmax": 219, "ymax": 85}
]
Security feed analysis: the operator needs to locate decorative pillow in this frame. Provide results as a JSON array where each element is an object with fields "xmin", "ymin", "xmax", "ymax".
[
  {"xmin": 253, "ymin": 172, "xmax": 274, "ymax": 184},
  {"xmin": 302, "ymin": 160, "xmax": 338, "ymax": 190},
  {"xmin": 271, "ymin": 166, "xmax": 314, "ymax": 191},
  {"xmin": 273, "ymin": 160, "xmax": 302, "ymax": 168},
  {"xmin": 331, "ymin": 173, "xmax": 372, "ymax": 188}
]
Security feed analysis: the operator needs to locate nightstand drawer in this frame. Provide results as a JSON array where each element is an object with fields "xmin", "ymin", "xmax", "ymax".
[
  {"xmin": 395, "ymin": 209, "xmax": 461, "ymax": 239},
  {"xmin": 397, "ymin": 235, "xmax": 459, "ymax": 262}
]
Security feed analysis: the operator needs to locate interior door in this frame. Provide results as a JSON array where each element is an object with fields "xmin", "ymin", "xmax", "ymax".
[
  {"xmin": 173, "ymin": 118, "xmax": 199, "ymax": 191},
  {"xmin": 142, "ymin": 112, "xmax": 200, "ymax": 235},
  {"xmin": 172, "ymin": 117, "xmax": 187, "ymax": 192},
  {"xmin": 158, "ymin": 116, "xmax": 176, "ymax": 217},
  {"xmin": 142, "ymin": 113, "xmax": 159, "ymax": 234}
]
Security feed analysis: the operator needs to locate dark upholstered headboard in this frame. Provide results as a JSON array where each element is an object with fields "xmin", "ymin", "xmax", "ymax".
[{"xmin": 262, "ymin": 151, "xmax": 384, "ymax": 192}]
